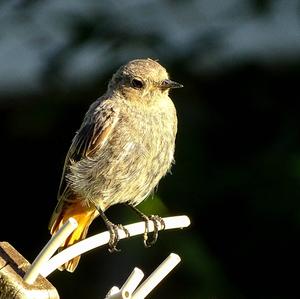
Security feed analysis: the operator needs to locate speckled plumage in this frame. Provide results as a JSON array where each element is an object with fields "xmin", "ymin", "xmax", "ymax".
[{"xmin": 49, "ymin": 58, "xmax": 182, "ymax": 272}]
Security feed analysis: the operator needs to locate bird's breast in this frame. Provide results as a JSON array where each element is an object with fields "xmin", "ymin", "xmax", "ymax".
[{"xmin": 69, "ymin": 100, "xmax": 177, "ymax": 208}]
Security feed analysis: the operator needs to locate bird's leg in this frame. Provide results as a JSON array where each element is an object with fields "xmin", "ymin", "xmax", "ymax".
[
  {"xmin": 97, "ymin": 208, "xmax": 130, "ymax": 252},
  {"xmin": 126, "ymin": 204, "xmax": 165, "ymax": 247}
]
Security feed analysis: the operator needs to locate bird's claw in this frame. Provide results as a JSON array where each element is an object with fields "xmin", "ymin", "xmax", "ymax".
[
  {"xmin": 107, "ymin": 222, "xmax": 130, "ymax": 252},
  {"xmin": 143, "ymin": 215, "xmax": 165, "ymax": 247}
]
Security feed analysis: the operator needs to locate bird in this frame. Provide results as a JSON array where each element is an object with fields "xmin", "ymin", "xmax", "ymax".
[{"xmin": 48, "ymin": 58, "xmax": 183, "ymax": 272}]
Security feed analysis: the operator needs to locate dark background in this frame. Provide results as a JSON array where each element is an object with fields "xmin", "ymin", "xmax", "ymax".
[{"xmin": 1, "ymin": 1, "xmax": 300, "ymax": 298}]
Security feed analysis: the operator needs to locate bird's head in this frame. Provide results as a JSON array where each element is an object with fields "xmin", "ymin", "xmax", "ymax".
[{"xmin": 108, "ymin": 58, "xmax": 183, "ymax": 103}]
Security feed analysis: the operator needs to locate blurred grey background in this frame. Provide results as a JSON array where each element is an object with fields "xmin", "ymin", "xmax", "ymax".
[{"xmin": 1, "ymin": 1, "xmax": 300, "ymax": 298}]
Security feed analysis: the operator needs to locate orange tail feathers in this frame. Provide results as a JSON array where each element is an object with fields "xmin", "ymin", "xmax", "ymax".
[{"xmin": 49, "ymin": 201, "xmax": 98, "ymax": 272}]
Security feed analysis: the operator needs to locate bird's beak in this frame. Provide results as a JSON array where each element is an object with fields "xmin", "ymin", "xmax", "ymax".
[{"xmin": 161, "ymin": 79, "xmax": 183, "ymax": 90}]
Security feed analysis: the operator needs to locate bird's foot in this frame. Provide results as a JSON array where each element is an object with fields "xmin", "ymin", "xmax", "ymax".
[
  {"xmin": 142, "ymin": 215, "xmax": 165, "ymax": 248},
  {"xmin": 105, "ymin": 221, "xmax": 130, "ymax": 253},
  {"xmin": 97, "ymin": 207, "xmax": 130, "ymax": 252}
]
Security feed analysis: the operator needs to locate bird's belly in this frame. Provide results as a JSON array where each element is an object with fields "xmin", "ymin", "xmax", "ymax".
[
  {"xmin": 98, "ymin": 137, "xmax": 173, "ymax": 208},
  {"xmin": 69, "ymin": 130, "xmax": 174, "ymax": 210}
]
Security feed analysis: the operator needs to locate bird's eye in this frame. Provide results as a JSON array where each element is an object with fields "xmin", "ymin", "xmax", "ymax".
[{"xmin": 131, "ymin": 78, "xmax": 144, "ymax": 89}]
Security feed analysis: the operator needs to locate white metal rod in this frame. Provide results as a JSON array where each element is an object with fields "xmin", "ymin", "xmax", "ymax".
[
  {"xmin": 40, "ymin": 216, "xmax": 190, "ymax": 277},
  {"xmin": 105, "ymin": 286, "xmax": 121, "ymax": 298},
  {"xmin": 106, "ymin": 289, "xmax": 131, "ymax": 299},
  {"xmin": 120, "ymin": 268, "xmax": 144, "ymax": 295},
  {"xmin": 132, "ymin": 253, "xmax": 181, "ymax": 299},
  {"xmin": 24, "ymin": 218, "xmax": 78, "ymax": 284}
]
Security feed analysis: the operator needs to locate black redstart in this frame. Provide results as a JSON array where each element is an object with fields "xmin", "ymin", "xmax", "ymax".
[{"xmin": 49, "ymin": 58, "xmax": 183, "ymax": 272}]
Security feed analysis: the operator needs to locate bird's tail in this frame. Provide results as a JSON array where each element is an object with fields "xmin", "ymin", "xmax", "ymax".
[{"xmin": 49, "ymin": 200, "xmax": 98, "ymax": 272}]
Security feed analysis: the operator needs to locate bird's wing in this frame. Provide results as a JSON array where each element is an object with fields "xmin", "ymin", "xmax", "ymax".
[
  {"xmin": 57, "ymin": 99, "xmax": 120, "ymax": 200},
  {"xmin": 48, "ymin": 99, "xmax": 119, "ymax": 231}
]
